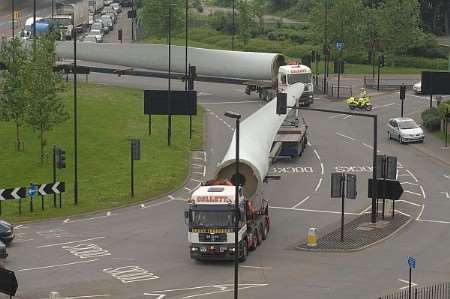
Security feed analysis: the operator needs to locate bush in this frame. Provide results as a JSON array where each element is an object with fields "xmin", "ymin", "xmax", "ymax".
[
  {"xmin": 407, "ymin": 33, "xmax": 447, "ymax": 59},
  {"xmin": 388, "ymin": 56, "xmax": 448, "ymax": 70},
  {"xmin": 421, "ymin": 108, "xmax": 441, "ymax": 131}
]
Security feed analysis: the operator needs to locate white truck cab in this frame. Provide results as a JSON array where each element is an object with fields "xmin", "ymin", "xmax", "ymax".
[{"xmin": 278, "ymin": 64, "xmax": 314, "ymax": 106}]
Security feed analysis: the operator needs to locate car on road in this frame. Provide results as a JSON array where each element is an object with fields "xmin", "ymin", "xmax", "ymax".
[
  {"xmin": 413, "ymin": 81, "xmax": 422, "ymax": 94},
  {"xmin": 101, "ymin": 15, "xmax": 113, "ymax": 31},
  {"xmin": 387, "ymin": 117, "xmax": 424, "ymax": 143},
  {"xmin": 0, "ymin": 220, "xmax": 14, "ymax": 246},
  {"xmin": 83, "ymin": 35, "xmax": 99, "ymax": 43},
  {"xmin": 88, "ymin": 29, "xmax": 104, "ymax": 43},
  {"xmin": 90, "ymin": 22, "xmax": 104, "ymax": 34},
  {"xmin": 111, "ymin": 3, "xmax": 121, "ymax": 13},
  {"xmin": 0, "ymin": 241, "xmax": 7, "ymax": 259}
]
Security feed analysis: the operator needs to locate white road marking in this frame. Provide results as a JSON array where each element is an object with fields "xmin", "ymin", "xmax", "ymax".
[
  {"xmin": 362, "ymin": 142, "xmax": 373, "ymax": 150},
  {"xmin": 203, "ymin": 166, "xmax": 206, "ymax": 177},
  {"xmin": 141, "ymin": 199, "xmax": 175, "ymax": 209},
  {"xmin": 396, "ymin": 200, "xmax": 422, "ymax": 207},
  {"xmin": 63, "ymin": 212, "xmax": 114, "ymax": 224},
  {"xmin": 398, "ymin": 278, "xmax": 418, "ymax": 290},
  {"xmin": 358, "ymin": 205, "xmax": 372, "ymax": 215},
  {"xmin": 193, "ymin": 172, "xmax": 203, "ymax": 176},
  {"xmin": 320, "ymin": 163, "xmax": 324, "ymax": 175},
  {"xmin": 419, "ymin": 185, "xmax": 426, "ymax": 199},
  {"xmin": 270, "ymin": 206, "xmax": 360, "ymax": 215},
  {"xmin": 336, "ymin": 132, "xmax": 356, "ymax": 141},
  {"xmin": 343, "ymin": 115, "xmax": 352, "ymax": 120},
  {"xmin": 38, "ymin": 237, "xmax": 106, "ymax": 248},
  {"xmin": 416, "ymin": 204, "xmax": 425, "ymax": 220},
  {"xmin": 63, "ymin": 243, "xmax": 111, "ymax": 259},
  {"xmin": 191, "ymin": 178, "xmax": 201, "ymax": 183},
  {"xmin": 200, "ymin": 100, "xmax": 259, "ymax": 105},
  {"xmin": 192, "ymin": 157, "xmax": 203, "ymax": 161},
  {"xmin": 14, "ymin": 225, "xmax": 28, "ymax": 230},
  {"xmin": 394, "ymin": 210, "xmax": 411, "ymax": 217},
  {"xmin": 17, "ymin": 259, "xmax": 99, "ymax": 272},
  {"xmin": 404, "ymin": 190, "xmax": 422, "ymax": 197},
  {"xmin": 441, "ymin": 192, "xmax": 450, "ymax": 199},
  {"xmin": 328, "ymin": 114, "xmax": 341, "ymax": 119},
  {"xmin": 373, "ymin": 103, "xmax": 396, "ymax": 109},
  {"xmin": 307, "ymin": 141, "xmax": 312, "ymax": 146},
  {"xmin": 240, "ymin": 265, "xmax": 272, "ymax": 270},
  {"xmin": 192, "ymin": 164, "xmax": 203, "ymax": 168},
  {"xmin": 314, "ymin": 178, "xmax": 323, "ymax": 192},
  {"xmin": 15, "ymin": 238, "xmax": 34, "ymax": 243},
  {"xmin": 168, "ymin": 195, "xmax": 175, "ymax": 200},
  {"xmin": 68, "ymin": 295, "xmax": 111, "ymax": 299},
  {"xmin": 314, "ymin": 150, "xmax": 321, "ymax": 160},
  {"xmin": 184, "ymin": 187, "xmax": 192, "ymax": 191},
  {"xmin": 400, "ymin": 182, "xmax": 419, "ymax": 186},
  {"xmin": 292, "ymin": 196, "xmax": 310, "ymax": 209},
  {"xmin": 417, "ymin": 218, "xmax": 450, "ymax": 224},
  {"xmin": 103, "ymin": 266, "xmax": 159, "ymax": 283},
  {"xmin": 405, "ymin": 170, "xmax": 419, "ymax": 182}
]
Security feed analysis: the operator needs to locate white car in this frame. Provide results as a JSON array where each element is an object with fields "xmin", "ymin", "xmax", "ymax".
[
  {"xmin": 413, "ymin": 81, "xmax": 421, "ymax": 94},
  {"xmin": 83, "ymin": 35, "xmax": 98, "ymax": 43},
  {"xmin": 387, "ymin": 117, "xmax": 424, "ymax": 143},
  {"xmin": 88, "ymin": 29, "xmax": 103, "ymax": 43},
  {"xmin": 111, "ymin": 3, "xmax": 122, "ymax": 13}
]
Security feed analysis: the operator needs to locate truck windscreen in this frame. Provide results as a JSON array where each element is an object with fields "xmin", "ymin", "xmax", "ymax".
[
  {"xmin": 288, "ymin": 73, "xmax": 311, "ymax": 84},
  {"xmin": 191, "ymin": 210, "xmax": 234, "ymax": 228}
]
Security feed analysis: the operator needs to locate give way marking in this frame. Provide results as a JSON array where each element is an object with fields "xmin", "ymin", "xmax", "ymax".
[
  {"xmin": 144, "ymin": 283, "xmax": 268, "ymax": 298},
  {"xmin": 398, "ymin": 278, "xmax": 418, "ymax": 290}
]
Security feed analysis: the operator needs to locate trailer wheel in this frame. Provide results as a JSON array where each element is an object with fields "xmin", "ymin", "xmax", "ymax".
[
  {"xmin": 261, "ymin": 223, "xmax": 268, "ymax": 240},
  {"xmin": 249, "ymin": 232, "xmax": 258, "ymax": 251}
]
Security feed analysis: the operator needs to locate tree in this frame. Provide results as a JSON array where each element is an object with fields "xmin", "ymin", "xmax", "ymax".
[
  {"xmin": 0, "ymin": 37, "xmax": 29, "ymax": 152},
  {"xmin": 238, "ymin": 0, "xmax": 253, "ymax": 46},
  {"xmin": 25, "ymin": 36, "xmax": 68, "ymax": 164},
  {"xmin": 252, "ymin": 0, "xmax": 266, "ymax": 33},
  {"xmin": 139, "ymin": 0, "xmax": 185, "ymax": 39}
]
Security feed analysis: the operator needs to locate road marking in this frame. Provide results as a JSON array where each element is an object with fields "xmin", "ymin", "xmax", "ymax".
[
  {"xmin": 419, "ymin": 185, "xmax": 426, "ymax": 199},
  {"xmin": 358, "ymin": 205, "xmax": 372, "ymax": 215},
  {"xmin": 314, "ymin": 149, "xmax": 321, "ymax": 160},
  {"xmin": 336, "ymin": 132, "xmax": 356, "ymax": 140},
  {"xmin": 404, "ymin": 190, "xmax": 422, "ymax": 197},
  {"xmin": 394, "ymin": 210, "xmax": 411, "ymax": 217},
  {"xmin": 400, "ymin": 182, "xmax": 419, "ymax": 186},
  {"xmin": 38, "ymin": 237, "xmax": 106, "ymax": 248},
  {"xmin": 328, "ymin": 114, "xmax": 341, "ymax": 119},
  {"xmin": 292, "ymin": 196, "xmax": 310, "ymax": 209},
  {"xmin": 184, "ymin": 187, "xmax": 192, "ymax": 191},
  {"xmin": 405, "ymin": 170, "xmax": 419, "ymax": 182},
  {"xmin": 192, "ymin": 157, "xmax": 203, "ymax": 161},
  {"xmin": 441, "ymin": 192, "xmax": 450, "ymax": 199},
  {"xmin": 416, "ymin": 204, "xmax": 425, "ymax": 220},
  {"xmin": 192, "ymin": 164, "xmax": 203, "ymax": 168},
  {"xmin": 240, "ymin": 265, "xmax": 272, "ymax": 270},
  {"xmin": 396, "ymin": 200, "xmax": 422, "ymax": 207},
  {"xmin": 307, "ymin": 141, "xmax": 312, "ymax": 146},
  {"xmin": 200, "ymin": 100, "xmax": 259, "ymax": 105},
  {"xmin": 362, "ymin": 142, "xmax": 373, "ymax": 150},
  {"xmin": 272, "ymin": 166, "xmax": 314, "ymax": 174},
  {"xmin": 270, "ymin": 206, "xmax": 360, "ymax": 215},
  {"xmin": 193, "ymin": 171, "xmax": 204, "ymax": 176},
  {"xmin": 314, "ymin": 178, "xmax": 323, "ymax": 192},
  {"xmin": 320, "ymin": 163, "xmax": 324, "ymax": 175},
  {"xmin": 17, "ymin": 259, "xmax": 99, "ymax": 272},
  {"xmin": 203, "ymin": 166, "xmax": 206, "ymax": 177},
  {"xmin": 63, "ymin": 243, "xmax": 111, "ymax": 259},
  {"xmin": 398, "ymin": 278, "xmax": 418, "ymax": 290},
  {"xmin": 444, "ymin": 174, "xmax": 450, "ymax": 179},
  {"xmin": 373, "ymin": 103, "xmax": 396, "ymax": 109},
  {"xmin": 63, "ymin": 212, "xmax": 114, "ymax": 224},
  {"xmin": 141, "ymin": 199, "xmax": 175, "ymax": 209},
  {"xmin": 67, "ymin": 295, "xmax": 111, "ymax": 299},
  {"xmin": 343, "ymin": 115, "xmax": 352, "ymax": 120},
  {"xmin": 417, "ymin": 218, "xmax": 450, "ymax": 224},
  {"xmin": 191, "ymin": 178, "xmax": 202, "ymax": 183},
  {"xmin": 103, "ymin": 266, "xmax": 159, "ymax": 284},
  {"xmin": 14, "ymin": 225, "xmax": 28, "ymax": 230}
]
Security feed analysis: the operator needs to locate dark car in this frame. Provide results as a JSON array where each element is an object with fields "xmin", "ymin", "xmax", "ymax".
[{"xmin": 0, "ymin": 220, "xmax": 14, "ymax": 245}]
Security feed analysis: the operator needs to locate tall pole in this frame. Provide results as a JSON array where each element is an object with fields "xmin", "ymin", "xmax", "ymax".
[
  {"xmin": 131, "ymin": 0, "xmax": 135, "ymax": 41},
  {"xmin": 234, "ymin": 116, "xmax": 241, "ymax": 299},
  {"xmin": 11, "ymin": 0, "xmax": 15, "ymax": 38},
  {"xmin": 340, "ymin": 175, "xmax": 345, "ymax": 242},
  {"xmin": 52, "ymin": 0, "xmax": 54, "ymax": 19},
  {"xmin": 323, "ymin": 0, "xmax": 328, "ymax": 94},
  {"xmin": 232, "ymin": 0, "xmax": 235, "ymax": 50},
  {"xmin": 185, "ymin": 0, "xmax": 192, "ymax": 139},
  {"xmin": 168, "ymin": 3, "xmax": 173, "ymax": 146},
  {"xmin": 371, "ymin": 115, "xmax": 378, "ymax": 223},
  {"xmin": 73, "ymin": 29, "xmax": 78, "ymax": 205}
]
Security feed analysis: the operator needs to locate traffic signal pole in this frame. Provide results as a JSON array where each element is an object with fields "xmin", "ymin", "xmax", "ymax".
[{"xmin": 53, "ymin": 146, "xmax": 57, "ymax": 208}]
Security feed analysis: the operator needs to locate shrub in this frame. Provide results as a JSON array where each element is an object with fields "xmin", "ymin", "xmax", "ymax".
[{"xmin": 421, "ymin": 108, "xmax": 441, "ymax": 131}]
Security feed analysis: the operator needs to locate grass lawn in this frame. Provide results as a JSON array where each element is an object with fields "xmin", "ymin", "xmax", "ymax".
[{"xmin": 0, "ymin": 83, "xmax": 203, "ymax": 223}]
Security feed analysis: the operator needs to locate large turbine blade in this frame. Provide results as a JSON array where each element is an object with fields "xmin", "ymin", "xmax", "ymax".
[{"xmin": 216, "ymin": 83, "xmax": 304, "ymax": 198}]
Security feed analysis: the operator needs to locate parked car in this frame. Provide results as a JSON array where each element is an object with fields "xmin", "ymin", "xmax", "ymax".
[
  {"xmin": 387, "ymin": 117, "xmax": 424, "ymax": 143},
  {"xmin": 413, "ymin": 81, "xmax": 422, "ymax": 94},
  {"xmin": 119, "ymin": 0, "xmax": 132, "ymax": 7},
  {"xmin": 111, "ymin": 3, "xmax": 121, "ymax": 13},
  {"xmin": 83, "ymin": 35, "xmax": 98, "ymax": 43},
  {"xmin": 104, "ymin": 0, "xmax": 113, "ymax": 5},
  {"xmin": 90, "ymin": 22, "xmax": 104, "ymax": 34},
  {"xmin": 88, "ymin": 29, "xmax": 103, "ymax": 42},
  {"xmin": 0, "ymin": 220, "xmax": 14, "ymax": 245},
  {"xmin": 101, "ymin": 15, "xmax": 113, "ymax": 31}
]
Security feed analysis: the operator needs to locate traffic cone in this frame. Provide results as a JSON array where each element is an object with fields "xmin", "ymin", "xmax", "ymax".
[{"xmin": 307, "ymin": 227, "xmax": 317, "ymax": 247}]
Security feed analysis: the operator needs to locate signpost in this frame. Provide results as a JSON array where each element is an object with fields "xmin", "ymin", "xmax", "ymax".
[
  {"xmin": 407, "ymin": 256, "xmax": 416, "ymax": 299},
  {"xmin": 131, "ymin": 138, "xmax": 141, "ymax": 197},
  {"xmin": 331, "ymin": 172, "xmax": 357, "ymax": 241},
  {"xmin": 400, "ymin": 84, "xmax": 406, "ymax": 117},
  {"xmin": 28, "ymin": 183, "xmax": 38, "ymax": 212}
]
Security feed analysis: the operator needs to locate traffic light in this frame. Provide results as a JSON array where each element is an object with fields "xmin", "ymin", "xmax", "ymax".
[
  {"xmin": 400, "ymin": 84, "xmax": 406, "ymax": 100},
  {"xmin": 276, "ymin": 93, "xmax": 287, "ymax": 115},
  {"xmin": 56, "ymin": 148, "xmax": 66, "ymax": 169},
  {"xmin": 379, "ymin": 55, "xmax": 385, "ymax": 68},
  {"xmin": 345, "ymin": 174, "xmax": 357, "ymax": 199}
]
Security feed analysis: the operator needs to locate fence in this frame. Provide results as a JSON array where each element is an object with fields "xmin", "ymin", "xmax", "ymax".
[
  {"xmin": 378, "ymin": 282, "xmax": 450, "ymax": 299},
  {"xmin": 315, "ymin": 75, "xmax": 353, "ymax": 99}
]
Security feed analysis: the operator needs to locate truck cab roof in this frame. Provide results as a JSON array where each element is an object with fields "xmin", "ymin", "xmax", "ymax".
[
  {"xmin": 279, "ymin": 64, "xmax": 311, "ymax": 74},
  {"xmin": 190, "ymin": 185, "xmax": 237, "ymax": 205}
]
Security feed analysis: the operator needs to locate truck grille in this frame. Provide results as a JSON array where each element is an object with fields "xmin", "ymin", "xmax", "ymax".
[{"xmin": 199, "ymin": 233, "xmax": 227, "ymax": 243}]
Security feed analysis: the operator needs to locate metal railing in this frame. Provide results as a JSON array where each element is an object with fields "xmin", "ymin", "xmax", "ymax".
[
  {"xmin": 315, "ymin": 75, "xmax": 352, "ymax": 99},
  {"xmin": 378, "ymin": 282, "xmax": 450, "ymax": 299}
]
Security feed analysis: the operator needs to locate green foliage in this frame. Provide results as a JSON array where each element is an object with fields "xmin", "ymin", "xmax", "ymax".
[
  {"xmin": 266, "ymin": 27, "xmax": 307, "ymax": 44},
  {"xmin": 139, "ymin": 0, "xmax": 185, "ymax": 38},
  {"xmin": 24, "ymin": 36, "xmax": 68, "ymax": 163},
  {"xmin": 209, "ymin": 11, "xmax": 234, "ymax": 34},
  {"xmin": 0, "ymin": 37, "xmax": 29, "ymax": 151},
  {"xmin": 421, "ymin": 107, "xmax": 441, "ymax": 131},
  {"xmin": 437, "ymin": 100, "xmax": 450, "ymax": 119},
  {"xmin": 238, "ymin": 0, "xmax": 255, "ymax": 46}
]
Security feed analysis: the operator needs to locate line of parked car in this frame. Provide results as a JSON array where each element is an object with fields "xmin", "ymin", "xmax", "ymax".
[{"xmin": 84, "ymin": 1, "xmax": 123, "ymax": 43}]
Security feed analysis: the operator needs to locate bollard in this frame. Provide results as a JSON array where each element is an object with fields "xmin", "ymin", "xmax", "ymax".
[{"xmin": 307, "ymin": 227, "xmax": 317, "ymax": 247}]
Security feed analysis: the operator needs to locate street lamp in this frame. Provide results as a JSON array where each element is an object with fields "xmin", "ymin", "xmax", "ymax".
[
  {"xmin": 185, "ymin": 0, "xmax": 192, "ymax": 139},
  {"xmin": 224, "ymin": 110, "xmax": 241, "ymax": 299},
  {"xmin": 323, "ymin": 0, "xmax": 328, "ymax": 94},
  {"xmin": 167, "ymin": 2, "xmax": 176, "ymax": 146},
  {"xmin": 11, "ymin": 0, "xmax": 15, "ymax": 38},
  {"xmin": 232, "ymin": 0, "xmax": 235, "ymax": 50},
  {"xmin": 73, "ymin": 25, "xmax": 78, "ymax": 205}
]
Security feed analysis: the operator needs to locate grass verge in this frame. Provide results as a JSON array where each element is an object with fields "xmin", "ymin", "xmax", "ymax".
[{"xmin": 0, "ymin": 83, "xmax": 203, "ymax": 223}]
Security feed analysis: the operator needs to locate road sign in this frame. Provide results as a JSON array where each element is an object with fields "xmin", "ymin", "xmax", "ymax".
[
  {"xmin": 336, "ymin": 41, "xmax": 344, "ymax": 51},
  {"xmin": 368, "ymin": 179, "xmax": 404, "ymax": 200},
  {"xmin": 0, "ymin": 187, "xmax": 26, "ymax": 200},
  {"xmin": 331, "ymin": 173, "xmax": 344, "ymax": 198},
  {"xmin": 37, "ymin": 182, "xmax": 65, "ymax": 195},
  {"xmin": 28, "ymin": 184, "xmax": 38, "ymax": 197},
  {"xmin": 346, "ymin": 174, "xmax": 357, "ymax": 199},
  {"xmin": 376, "ymin": 155, "xmax": 397, "ymax": 180},
  {"xmin": 131, "ymin": 139, "xmax": 141, "ymax": 160},
  {"xmin": 407, "ymin": 256, "xmax": 416, "ymax": 269}
]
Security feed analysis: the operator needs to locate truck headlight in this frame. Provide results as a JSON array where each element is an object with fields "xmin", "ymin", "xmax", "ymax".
[
  {"xmin": 229, "ymin": 247, "xmax": 235, "ymax": 252},
  {"xmin": 219, "ymin": 246, "xmax": 227, "ymax": 253},
  {"xmin": 191, "ymin": 247, "xmax": 199, "ymax": 252}
]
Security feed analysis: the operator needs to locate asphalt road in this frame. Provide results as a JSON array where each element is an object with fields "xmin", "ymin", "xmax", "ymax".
[{"xmin": 2, "ymin": 71, "xmax": 449, "ymax": 299}]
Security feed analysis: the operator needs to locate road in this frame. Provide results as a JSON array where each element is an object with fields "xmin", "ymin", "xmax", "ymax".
[{"xmin": 3, "ymin": 71, "xmax": 450, "ymax": 299}]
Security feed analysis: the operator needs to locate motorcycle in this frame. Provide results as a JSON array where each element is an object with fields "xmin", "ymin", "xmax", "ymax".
[{"xmin": 346, "ymin": 91, "xmax": 372, "ymax": 111}]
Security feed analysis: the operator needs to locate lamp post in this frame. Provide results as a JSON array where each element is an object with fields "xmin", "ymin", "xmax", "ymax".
[
  {"xmin": 167, "ymin": 3, "xmax": 176, "ymax": 146},
  {"xmin": 224, "ymin": 111, "xmax": 241, "ymax": 299},
  {"xmin": 232, "ymin": 0, "xmax": 235, "ymax": 50},
  {"xmin": 323, "ymin": 0, "xmax": 328, "ymax": 94},
  {"xmin": 185, "ymin": 0, "xmax": 192, "ymax": 139},
  {"xmin": 11, "ymin": 0, "xmax": 14, "ymax": 38},
  {"xmin": 131, "ymin": 0, "xmax": 135, "ymax": 41},
  {"xmin": 73, "ymin": 28, "xmax": 78, "ymax": 205}
]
